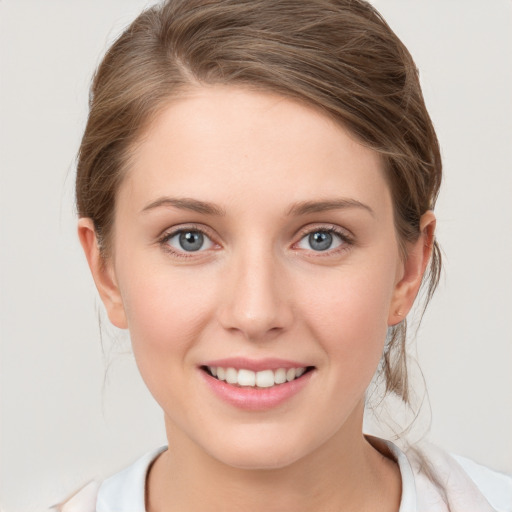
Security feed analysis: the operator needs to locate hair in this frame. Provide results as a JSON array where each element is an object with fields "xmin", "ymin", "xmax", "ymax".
[{"xmin": 76, "ymin": 0, "xmax": 442, "ymax": 405}]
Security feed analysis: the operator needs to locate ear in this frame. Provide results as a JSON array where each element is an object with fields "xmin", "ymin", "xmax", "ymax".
[
  {"xmin": 78, "ymin": 218, "xmax": 128, "ymax": 329},
  {"xmin": 388, "ymin": 211, "xmax": 436, "ymax": 326}
]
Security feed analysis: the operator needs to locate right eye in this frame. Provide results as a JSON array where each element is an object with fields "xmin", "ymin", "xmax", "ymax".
[{"xmin": 163, "ymin": 229, "xmax": 215, "ymax": 253}]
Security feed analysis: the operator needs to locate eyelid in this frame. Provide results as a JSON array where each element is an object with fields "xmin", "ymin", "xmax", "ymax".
[
  {"xmin": 295, "ymin": 223, "xmax": 354, "ymax": 241},
  {"xmin": 292, "ymin": 223, "xmax": 355, "ymax": 253},
  {"xmin": 158, "ymin": 223, "xmax": 220, "ymax": 257}
]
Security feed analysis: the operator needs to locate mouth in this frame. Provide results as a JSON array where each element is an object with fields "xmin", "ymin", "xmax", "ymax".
[{"xmin": 201, "ymin": 365, "xmax": 315, "ymax": 389}]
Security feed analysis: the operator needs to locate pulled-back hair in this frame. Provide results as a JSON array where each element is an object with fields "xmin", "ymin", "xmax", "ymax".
[{"xmin": 76, "ymin": 0, "xmax": 442, "ymax": 404}]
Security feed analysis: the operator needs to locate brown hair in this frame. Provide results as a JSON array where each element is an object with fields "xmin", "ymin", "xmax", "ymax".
[{"xmin": 76, "ymin": 0, "xmax": 442, "ymax": 404}]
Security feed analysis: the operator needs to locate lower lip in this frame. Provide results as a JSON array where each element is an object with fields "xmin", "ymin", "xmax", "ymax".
[{"xmin": 200, "ymin": 369, "xmax": 314, "ymax": 411}]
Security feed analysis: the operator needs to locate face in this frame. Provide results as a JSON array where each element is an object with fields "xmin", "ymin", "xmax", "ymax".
[{"xmin": 84, "ymin": 86, "xmax": 425, "ymax": 470}]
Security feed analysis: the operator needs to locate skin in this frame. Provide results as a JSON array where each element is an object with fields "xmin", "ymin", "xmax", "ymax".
[{"xmin": 79, "ymin": 86, "xmax": 435, "ymax": 511}]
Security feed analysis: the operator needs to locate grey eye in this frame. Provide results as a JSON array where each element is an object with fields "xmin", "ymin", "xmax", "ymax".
[
  {"xmin": 179, "ymin": 231, "xmax": 204, "ymax": 251},
  {"xmin": 308, "ymin": 231, "xmax": 333, "ymax": 251},
  {"xmin": 297, "ymin": 230, "xmax": 343, "ymax": 252},
  {"xmin": 167, "ymin": 230, "xmax": 213, "ymax": 252}
]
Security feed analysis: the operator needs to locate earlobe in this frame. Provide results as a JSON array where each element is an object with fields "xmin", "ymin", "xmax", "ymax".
[
  {"xmin": 77, "ymin": 218, "xmax": 128, "ymax": 329},
  {"xmin": 388, "ymin": 211, "xmax": 436, "ymax": 326}
]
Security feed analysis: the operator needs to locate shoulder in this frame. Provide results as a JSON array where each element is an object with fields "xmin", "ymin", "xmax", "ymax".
[
  {"xmin": 452, "ymin": 453, "xmax": 512, "ymax": 511},
  {"xmin": 405, "ymin": 442, "xmax": 512, "ymax": 512},
  {"xmin": 55, "ymin": 446, "xmax": 167, "ymax": 512},
  {"xmin": 51, "ymin": 481, "xmax": 101, "ymax": 512}
]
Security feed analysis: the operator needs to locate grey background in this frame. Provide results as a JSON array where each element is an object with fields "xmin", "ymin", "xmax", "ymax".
[{"xmin": 1, "ymin": 1, "xmax": 511, "ymax": 510}]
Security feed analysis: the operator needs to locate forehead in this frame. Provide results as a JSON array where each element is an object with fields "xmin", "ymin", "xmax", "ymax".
[{"xmin": 120, "ymin": 86, "xmax": 391, "ymax": 215}]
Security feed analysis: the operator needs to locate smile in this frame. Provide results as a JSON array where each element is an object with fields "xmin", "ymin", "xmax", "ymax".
[
  {"xmin": 200, "ymin": 358, "xmax": 316, "ymax": 410},
  {"xmin": 203, "ymin": 366, "xmax": 312, "ymax": 388}
]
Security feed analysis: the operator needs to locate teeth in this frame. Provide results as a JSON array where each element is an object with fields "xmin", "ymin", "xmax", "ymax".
[
  {"xmin": 237, "ymin": 369, "xmax": 256, "ymax": 387},
  {"xmin": 274, "ymin": 368, "xmax": 287, "ymax": 384},
  {"xmin": 256, "ymin": 369, "xmax": 274, "ymax": 388},
  {"xmin": 226, "ymin": 367, "xmax": 238, "ymax": 384},
  {"xmin": 206, "ymin": 366, "xmax": 308, "ymax": 388}
]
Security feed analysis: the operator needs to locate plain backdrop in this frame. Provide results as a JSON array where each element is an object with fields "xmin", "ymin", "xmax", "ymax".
[{"xmin": 1, "ymin": 1, "xmax": 511, "ymax": 511}]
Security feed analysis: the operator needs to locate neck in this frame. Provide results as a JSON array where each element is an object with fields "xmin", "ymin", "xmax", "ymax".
[{"xmin": 146, "ymin": 404, "xmax": 401, "ymax": 512}]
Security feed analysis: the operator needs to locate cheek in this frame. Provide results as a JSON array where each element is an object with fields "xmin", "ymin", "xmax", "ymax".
[
  {"xmin": 299, "ymin": 266, "xmax": 396, "ymax": 371},
  {"xmin": 117, "ymin": 266, "xmax": 216, "ymax": 375}
]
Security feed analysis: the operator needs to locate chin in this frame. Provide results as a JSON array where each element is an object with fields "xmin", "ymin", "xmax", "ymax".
[
  {"xmin": 213, "ymin": 446, "xmax": 304, "ymax": 471},
  {"xmin": 202, "ymin": 426, "xmax": 318, "ymax": 471}
]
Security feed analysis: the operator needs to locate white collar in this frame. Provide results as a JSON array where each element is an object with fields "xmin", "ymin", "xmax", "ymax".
[
  {"xmin": 94, "ymin": 438, "xmax": 507, "ymax": 512},
  {"xmin": 97, "ymin": 446, "xmax": 167, "ymax": 512},
  {"xmin": 96, "ymin": 440, "xmax": 416, "ymax": 512}
]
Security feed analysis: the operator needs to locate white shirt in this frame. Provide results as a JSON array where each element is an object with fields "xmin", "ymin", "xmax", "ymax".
[{"xmin": 59, "ymin": 440, "xmax": 512, "ymax": 512}]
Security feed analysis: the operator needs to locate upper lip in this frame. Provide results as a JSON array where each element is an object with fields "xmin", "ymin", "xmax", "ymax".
[{"xmin": 201, "ymin": 357, "xmax": 311, "ymax": 372}]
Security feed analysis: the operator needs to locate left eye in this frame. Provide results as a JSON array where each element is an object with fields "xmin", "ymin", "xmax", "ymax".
[
  {"xmin": 296, "ymin": 230, "xmax": 344, "ymax": 252},
  {"xmin": 166, "ymin": 230, "xmax": 214, "ymax": 252}
]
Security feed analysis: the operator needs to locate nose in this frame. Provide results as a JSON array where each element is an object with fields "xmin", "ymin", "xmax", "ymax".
[{"xmin": 217, "ymin": 247, "xmax": 294, "ymax": 342}]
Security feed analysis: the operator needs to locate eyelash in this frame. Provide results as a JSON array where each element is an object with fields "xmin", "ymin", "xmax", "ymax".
[
  {"xmin": 293, "ymin": 224, "xmax": 354, "ymax": 256},
  {"xmin": 157, "ymin": 224, "xmax": 354, "ymax": 259},
  {"xmin": 158, "ymin": 224, "xmax": 217, "ymax": 259}
]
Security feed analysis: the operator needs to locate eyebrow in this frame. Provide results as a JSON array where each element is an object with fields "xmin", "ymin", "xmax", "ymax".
[
  {"xmin": 286, "ymin": 198, "xmax": 375, "ymax": 217},
  {"xmin": 141, "ymin": 196, "xmax": 374, "ymax": 217},
  {"xmin": 141, "ymin": 197, "xmax": 226, "ymax": 216}
]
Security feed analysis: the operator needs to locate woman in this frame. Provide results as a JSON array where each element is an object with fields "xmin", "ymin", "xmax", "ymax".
[{"xmin": 60, "ymin": 0, "xmax": 512, "ymax": 510}]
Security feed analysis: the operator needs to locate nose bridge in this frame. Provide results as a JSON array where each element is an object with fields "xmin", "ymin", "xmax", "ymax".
[{"xmin": 218, "ymin": 237, "xmax": 292, "ymax": 340}]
